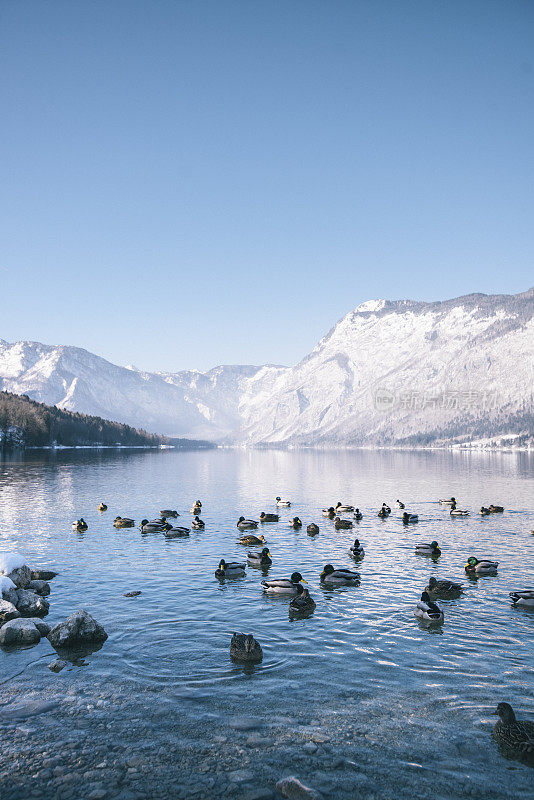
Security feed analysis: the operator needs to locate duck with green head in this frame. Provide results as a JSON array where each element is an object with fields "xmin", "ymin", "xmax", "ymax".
[
  {"xmin": 415, "ymin": 541, "xmax": 441, "ymax": 557},
  {"xmin": 262, "ymin": 572, "xmax": 306, "ymax": 595},
  {"xmin": 215, "ymin": 559, "xmax": 246, "ymax": 579},
  {"xmin": 247, "ymin": 547, "xmax": 272, "ymax": 566}
]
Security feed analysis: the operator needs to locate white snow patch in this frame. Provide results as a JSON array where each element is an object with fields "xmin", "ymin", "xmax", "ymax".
[
  {"xmin": 0, "ymin": 552, "xmax": 27, "ymax": 575},
  {"xmin": 0, "ymin": 575, "xmax": 16, "ymax": 596},
  {"xmin": 355, "ymin": 299, "xmax": 386, "ymax": 313}
]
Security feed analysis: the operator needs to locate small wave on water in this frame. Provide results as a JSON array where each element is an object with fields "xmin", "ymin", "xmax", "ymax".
[{"xmin": 1, "ymin": 448, "xmax": 533, "ymax": 799}]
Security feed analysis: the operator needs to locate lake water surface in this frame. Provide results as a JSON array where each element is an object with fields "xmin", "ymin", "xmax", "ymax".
[{"xmin": 1, "ymin": 448, "xmax": 533, "ymax": 800}]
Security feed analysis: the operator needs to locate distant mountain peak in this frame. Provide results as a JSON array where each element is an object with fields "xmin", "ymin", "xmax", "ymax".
[
  {"xmin": 355, "ymin": 299, "xmax": 387, "ymax": 313},
  {"xmin": 0, "ymin": 286, "xmax": 532, "ymax": 445}
]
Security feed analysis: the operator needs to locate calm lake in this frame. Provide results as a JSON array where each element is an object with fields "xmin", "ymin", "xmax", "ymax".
[{"xmin": 1, "ymin": 448, "xmax": 533, "ymax": 800}]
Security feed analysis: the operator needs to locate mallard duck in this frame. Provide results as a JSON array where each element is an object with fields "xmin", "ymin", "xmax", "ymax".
[
  {"xmin": 402, "ymin": 512, "xmax": 419, "ymax": 523},
  {"xmin": 230, "ymin": 633, "xmax": 263, "ymax": 664},
  {"xmin": 479, "ymin": 506, "xmax": 491, "ymax": 516},
  {"xmin": 288, "ymin": 517, "xmax": 302, "ymax": 529},
  {"xmin": 450, "ymin": 505, "xmax": 469, "ymax": 516},
  {"xmin": 98, "ymin": 503, "xmax": 107, "ymax": 512},
  {"xmin": 396, "ymin": 500, "xmax": 405, "ymax": 509},
  {"xmin": 349, "ymin": 539, "xmax": 365, "ymax": 558},
  {"xmin": 335, "ymin": 502, "xmax": 355, "ymax": 513},
  {"xmin": 160, "ymin": 509, "xmax": 179, "ymax": 518},
  {"xmin": 164, "ymin": 526, "xmax": 190, "ymax": 538},
  {"xmin": 465, "ymin": 556, "xmax": 498, "ymax": 575},
  {"xmin": 259, "ymin": 512, "xmax": 279, "ymax": 522},
  {"xmin": 237, "ymin": 516, "xmax": 258, "ymax": 530},
  {"xmin": 239, "ymin": 533, "xmax": 266, "ymax": 546},
  {"xmin": 191, "ymin": 516, "xmax": 205, "ymax": 529},
  {"xmin": 261, "ymin": 572, "xmax": 306, "ymax": 595},
  {"xmin": 439, "ymin": 497, "xmax": 456, "ymax": 505},
  {"xmin": 492, "ymin": 703, "xmax": 534, "ymax": 756},
  {"xmin": 353, "ymin": 508, "xmax": 363, "ymax": 520},
  {"xmin": 509, "ymin": 590, "xmax": 534, "ymax": 607},
  {"xmin": 190, "ymin": 501, "xmax": 202, "ymax": 513},
  {"xmin": 322, "ymin": 507, "xmax": 336, "ymax": 518},
  {"xmin": 289, "ymin": 587, "xmax": 316, "ymax": 616},
  {"xmin": 307, "ymin": 523, "xmax": 319, "ymax": 535},
  {"xmin": 414, "ymin": 591, "xmax": 444, "ymax": 624},
  {"xmin": 378, "ymin": 504, "xmax": 391, "ymax": 518},
  {"xmin": 415, "ymin": 541, "xmax": 441, "ymax": 556},
  {"xmin": 275, "ymin": 497, "xmax": 291, "ymax": 507},
  {"xmin": 215, "ymin": 559, "xmax": 246, "ymax": 578},
  {"xmin": 426, "ymin": 576, "xmax": 463, "ymax": 599},
  {"xmin": 72, "ymin": 518, "xmax": 88, "ymax": 531},
  {"xmin": 113, "ymin": 516, "xmax": 135, "ymax": 528},
  {"xmin": 489, "ymin": 504, "xmax": 504, "ymax": 513},
  {"xmin": 320, "ymin": 564, "xmax": 360, "ymax": 585},
  {"xmin": 334, "ymin": 516, "xmax": 353, "ymax": 529},
  {"xmin": 247, "ymin": 547, "xmax": 272, "ymax": 566},
  {"xmin": 140, "ymin": 519, "xmax": 167, "ymax": 532}
]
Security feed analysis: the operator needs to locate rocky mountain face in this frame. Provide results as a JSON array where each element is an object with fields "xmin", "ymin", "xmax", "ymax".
[{"xmin": 1, "ymin": 288, "xmax": 532, "ymax": 445}]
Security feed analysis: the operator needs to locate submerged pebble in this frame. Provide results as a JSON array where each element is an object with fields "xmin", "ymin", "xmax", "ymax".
[
  {"xmin": 275, "ymin": 776, "xmax": 322, "ymax": 800},
  {"xmin": 48, "ymin": 659, "xmax": 67, "ymax": 673}
]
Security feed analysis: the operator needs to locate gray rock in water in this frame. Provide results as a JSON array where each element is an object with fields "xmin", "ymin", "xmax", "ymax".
[
  {"xmin": 0, "ymin": 618, "xmax": 41, "ymax": 646},
  {"xmin": 123, "ymin": 591, "xmax": 142, "ymax": 597},
  {"xmin": 47, "ymin": 609, "xmax": 108, "ymax": 651},
  {"xmin": 28, "ymin": 579, "xmax": 51, "ymax": 596},
  {"xmin": 26, "ymin": 618, "xmax": 51, "ymax": 636},
  {"xmin": 275, "ymin": 777, "xmax": 321, "ymax": 800},
  {"xmin": 0, "ymin": 599, "xmax": 20, "ymax": 624},
  {"xmin": 48, "ymin": 659, "xmax": 67, "ymax": 673},
  {"xmin": 31, "ymin": 569, "xmax": 58, "ymax": 581},
  {"xmin": 13, "ymin": 589, "xmax": 50, "ymax": 617},
  {"xmin": 230, "ymin": 633, "xmax": 263, "ymax": 664},
  {"xmin": 6, "ymin": 565, "xmax": 32, "ymax": 589}
]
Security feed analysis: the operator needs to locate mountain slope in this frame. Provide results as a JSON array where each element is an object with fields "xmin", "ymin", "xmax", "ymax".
[
  {"xmin": 237, "ymin": 288, "xmax": 534, "ymax": 444},
  {"xmin": 1, "ymin": 287, "xmax": 532, "ymax": 445},
  {"xmin": 0, "ymin": 341, "xmax": 264, "ymax": 439}
]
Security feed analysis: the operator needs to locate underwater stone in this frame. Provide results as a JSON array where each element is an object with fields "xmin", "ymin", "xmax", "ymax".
[{"xmin": 275, "ymin": 777, "xmax": 322, "ymax": 800}]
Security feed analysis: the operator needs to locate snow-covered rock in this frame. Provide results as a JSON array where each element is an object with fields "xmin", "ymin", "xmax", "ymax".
[
  {"xmin": 47, "ymin": 610, "xmax": 107, "ymax": 651},
  {"xmin": 0, "ymin": 618, "xmax": 41, "ymax": 646},
  {"xmin": 0, "ymin": 553, "xmax": 31, "ymax": 589},
  {"xmin": 0, "ymin": 575, "xmax": 17, "ymax": 601}
]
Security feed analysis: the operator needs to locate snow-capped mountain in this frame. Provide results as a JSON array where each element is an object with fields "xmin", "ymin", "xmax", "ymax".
[
  {"xmin": 238, "ymin": 288, "xmax": 534, "ymax": 445},
  {"xmin": 1, "ymin": 287, "xmax": 532, "ymax": 445},
  {"xmin": 0, "ymin": 340, "xmax": 264, "ymax": 440}
]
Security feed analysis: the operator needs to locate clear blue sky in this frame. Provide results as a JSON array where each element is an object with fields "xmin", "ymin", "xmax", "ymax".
[{"xmin": 1, "ymin": 0, "xmax": 533, "ymax": 372}]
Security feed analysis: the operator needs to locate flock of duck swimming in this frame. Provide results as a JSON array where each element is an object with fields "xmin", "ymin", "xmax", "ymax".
[
  {"xmin": 72, "ymin": 495, "xmax": 534, "ymax": 623},
  {"xmin": 70, "ymin": 495, "xmax": 534, "ymax": 762}
]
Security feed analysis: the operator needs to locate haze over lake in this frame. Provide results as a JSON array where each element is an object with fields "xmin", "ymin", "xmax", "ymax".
[{"xmin": 1, "ymin": 448, "xmax": 533, "ymax": 800}]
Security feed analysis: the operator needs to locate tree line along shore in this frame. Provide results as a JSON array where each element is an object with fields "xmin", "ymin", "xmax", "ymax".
[{"xmin": 0, "ymin": 391, "xmax": 214, "ymax": 450}]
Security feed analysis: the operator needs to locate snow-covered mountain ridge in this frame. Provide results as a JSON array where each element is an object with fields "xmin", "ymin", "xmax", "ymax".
[{"xmin": 1, "ymin": 287, "xmax": 533, "ymax": 445}]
